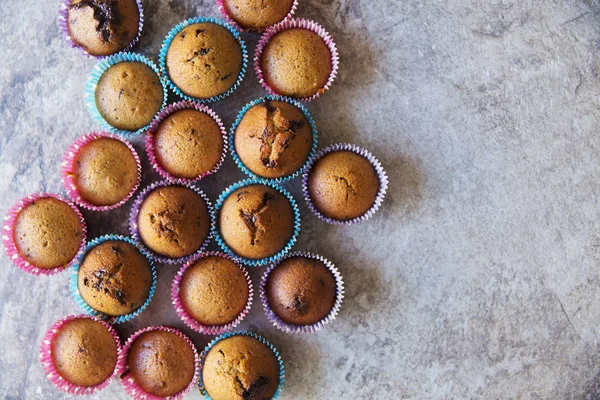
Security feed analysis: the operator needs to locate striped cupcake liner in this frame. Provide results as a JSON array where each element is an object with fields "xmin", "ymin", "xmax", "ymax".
[
  {"xmin": 84, "ymin": 52, "xmax": 168, "ymax": 137},
  {"xmin": 2, "ymin": 193, "xmax": 87, "ymax": 276},
  {"xmin": 302, "ymin": 143, "xmax": 389, "ymax": 225},
  {"xmin": 198, "ymin": 331, "xmax": 285, "ymax": 400},
  {"xmin": 40, "ymin": 314, "xmax": 122, "ymax": 395},
  {"xmin": 146, "ymin": 101, "xmax": 228, "ymax": 183},
  {"xmin": 213, "ymin": 179, "xmax": 301, "ymax": 267},
  {"xmin": 254, "ymin": 18, "xmax": 339, "ymax": 102},
  {"xmin": 215, "ymin": 0, "xmax": 298, "ymax": 32},
  {"xmin": 229, "ymin": 95, "xmax": 318, "ymax": 183},
  {"xmin": 128, "ymin": 180, "xmax": 215, "ymax": 264},
  {"xmin": 171, "ymin": 252, "xmax": 253, "ymax": 335},
  {"xmin": 69, "ymin": 234, "xmax": 157, "ymax": 324},
  {"xmin": 158, "ymin": 17, "xmax": 248, "ymax": 103},
  {"xmin": 117, "ymin": 326, "xmax": 200, "ymax": 400},
  {"xmin": 61, "ymin": 132, "xmax": 142, "ymax": 211},
  {"xmin": 260, "ymin": 251, "xmax": 344, "ymax": 334}
]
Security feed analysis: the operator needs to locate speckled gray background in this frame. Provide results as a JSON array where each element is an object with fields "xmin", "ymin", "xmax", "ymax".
[{"xmin": 2, "ymin": 0, "xmax": 600, "ymax": 398}]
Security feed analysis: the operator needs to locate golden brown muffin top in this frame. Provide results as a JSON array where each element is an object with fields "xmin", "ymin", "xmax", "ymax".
[{"xmin": 222, "ymin": 0, "xmax": 294, "ymax": 30}]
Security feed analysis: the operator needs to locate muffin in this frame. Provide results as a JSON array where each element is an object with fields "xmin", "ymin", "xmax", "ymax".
[
  {"xmin": 152, "ymin": 108, "xmax": 224, "ymax": 179},
  {"xmin": 307, "ymin": 151, "xmax": 380, "ymax": 221},
  {"xmin": 234, "ymin": 100, "xmax": 312, "ymax": 179},
  {"xmin": 50, "ymin": 317, "xmax": 118, "ymax": 387},
  {"xmin": 127, "ymin": 329, "xmax": 196, "ymax": 397},
  {"xmin": 261, "ymin": 28, "xmax": 332, "ymax": 98},
  {"xmin": 13, "ymin": 197, "xmax": 83, "ymax": 270},
  {"xmin": 202, "ymin": 334, "xmax": 280, "ymax": 400},
  {"xmin": 137, "ymin": 186, "xmax": 211, "ymax": 258},
  {"xmin": 95, "ymin": 61, "xmax": 164, "ymax": 131},
  {"xmin": 77, "ymin": 240, "xmax": 153, "ymax": 317},
  {"xmin": 221, "ymin": 0, "xmax": 294, "ymax": 30},
  {"xmin": 67, "ymin": 0, "xmax": 140, "ymax": 56},
  {"xmin": 219, "ymin": 184, "xmax": 294, "ymax": 260},
  {"xmin": 165, "ymin": 22, "xmax": 243, "ymax": 99}
]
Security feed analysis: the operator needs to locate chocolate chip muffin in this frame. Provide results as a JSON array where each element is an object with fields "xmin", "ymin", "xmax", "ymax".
[
  {"xmin": 234, "ymin": 100, "xmax": 312, "ymax": 179},
  {"xmin": 221, "ymin": 0, "xmax": 294, "ymax": 30},
  {"xmin": 77, "ymin": 240, "xmax": 153, "ymax": 317}
]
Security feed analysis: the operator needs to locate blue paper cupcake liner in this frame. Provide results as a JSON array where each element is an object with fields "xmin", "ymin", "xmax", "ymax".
[
  {"xmin": 198, "ymin": 331, "xmax": 285, "ymax": 400},
  {"xmin": 158, "ymin": 17, "xmax": 248, "ymax": 103},
  {"xmin": 213, "ymin": 179, "xmax": 301, "ymax": 267},
  {"xmin": 84, "ymin": 52, "xmax": 168, "ymax": 137},
  {"xmin": 229, "ymin": 96, "xmax": 318, "ymax": 183},
  {"xmin": 69, "ymin": 234, "xmax": 157, "ymax": 324}
]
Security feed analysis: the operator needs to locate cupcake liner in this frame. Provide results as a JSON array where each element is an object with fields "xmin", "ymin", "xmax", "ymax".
[
  {"xmin": 215, "ymin": 0, "xmax": 298, "ymax": 33},
  {"xmin": 129, "ymin": 180, "xmax": 215, "ymax": 264},
  {"xmin": 158, "ymin": 17, "xmax": 248, "ymax": 103},
  {"xmin": 171, "ymin": 252, "xmax": 253, "ymax": 335},
  {"xmin": 117, "ymin": 326, "xmax": 200, "ymax": 400},
  {"xmin": 146, "ymin": 101, "xmax": 228, "ymax": 183},
  {"xmin": 69, "ymin": 234, "xmax": 157, "ymax": 324},
  {"xmin": 254, "ymin": 18, "xmax": 339, "ymax": 102},
  {"xmin": 229, "ymin": 95, "xmax": 318, "ymax": 183},
  {"xmin": 2, "ymin": 193, "xmax": 87, "ymax": 276},
  {"xmin": 198, "ymin": 331, "xmax": 285, "ymax": 400},
  {"xmin": 58, "ymin": 0, "xmax": 144, "ymax": 59},
  {"xmin": 84, "ymin": 52, "xmax": 168, "ymax": 137},
  {"xmin": 40, "ymin": 314, "xmax": 122, "ymax": 395},
  {"xmin": 260, "ymin": 251, "xmax": 344, "ymax": 334},
  {"xmin": 302, "ymin": 143, "xmax": 389, "ymax": 225},
  {"xmin": 61, "ymin": 132, "xmax": 142, "ymax": 211},
  {"xmin": 213, "ymin": 179, "xmax": 301, "ymax": 267}
]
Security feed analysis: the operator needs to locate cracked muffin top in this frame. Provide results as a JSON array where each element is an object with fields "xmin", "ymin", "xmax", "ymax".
[
  {"xmin": 137, "ymin": 186, "xmax": 210, "ymax": 258},
  {"xmin": 51, "ymin": 317, "xmax": 118, "ymax": 387},
  {"xmin": 14, "ymin": 197, "xmax": 83, "ymax": 270},
  {"xmin": 219, "ymin": 184, "xmax": 294, "ymax": 260},
  {"xmin": 67, "ymin": 0, "xmax": 140, "ymax": 56},
  {"xmin": 127, "ymin": 330, "xmax": 196, "ymax": 397},
  {"xmin": 266, "ymin": 256, "xmax": 337, "ymax": 325},
  {"xmin": 166, "ymin": 22, "xmax": 243, "ymax": 100},
  {"xmin": 221, "ymin": 0, "xmax": 295, "ymax": 30},
  {"xmin": 202, "ymin": 335, "xmax": 280, "ymax": 400},
  {"xmin": 153, "ymin": 109, "xmax": 224, "ymax": 180},
  {"xmin": 307, "ymin": 151, "xmax": 379, "ymax": 221},
  {"xmin": 261, "ymin": 28, "xmax": 332, "ymax": 98},
  {"xmin": 77, "ymin": 240, "xmax": 153, "ymax": 317},
  {"xmin": 234, "ymin": 100, "xmax": 312, "ymax": 179},
  {"xmin": 95, "ymin": 61, "xmax": 164, "ymax": 131}
]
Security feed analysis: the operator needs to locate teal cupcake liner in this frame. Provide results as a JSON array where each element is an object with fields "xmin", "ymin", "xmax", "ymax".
[
  {"xmin": 158, "ymin": 17, "xmax": 248, "ymax": 103},
  {"xmin": 229, "ymin": 96, "xmax": 318, "ymax": 183},
  {"xmin": 198, "ymin": 331, "xmax": 285, "ymax": 399},
  {"xmin": 213, "ymin": 179, "xmax": 301, "ymax": 267},
  {"xmin": 84, "ymin": 52, "xmax": 168, "ymax": 137},
  {"xmin": 69, "ymin": 234, "xmax": 157, "ymax": 324}
]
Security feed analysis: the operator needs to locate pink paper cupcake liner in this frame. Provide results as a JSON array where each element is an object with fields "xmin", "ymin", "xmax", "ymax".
[
  {"xmin": 117, "ymin": 326, "xmax": 200, "ymax": 400},
  {"xmin": 61, "ymin": 132, "xmax": 142, "ymax": 211},
  {"xmin": 260, "ymin": 251, "xmax": 344, "ymax": 334},
  {"xmin": 302, "ymin": 143, "xmax": 389, "ymax": 225},
  {"xmin": 2, "ymin": 193, "xmax": 87, "ymax": 276},
  {"xmin": 146, "ymin": 101, "xmax": 228, "ymax": 184},
  {"xmin": 171, "ymin": 252, "xmax": 253, "ymax": 335},
  {"xmin": 216, "ymin": 0, "xmax": 298, "ymax": 32},
  {"xmin": 40, "ymin": 314, "xmax": 122, "ymax": 395},
  {"xmin": 254, "ymin": 18, "xmax": 339, "ymax": 102}
]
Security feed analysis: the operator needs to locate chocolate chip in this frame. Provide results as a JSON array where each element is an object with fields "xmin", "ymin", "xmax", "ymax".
[{"xmin": 242, "ymin": 376, "xmax": 270, "ymax": 400}]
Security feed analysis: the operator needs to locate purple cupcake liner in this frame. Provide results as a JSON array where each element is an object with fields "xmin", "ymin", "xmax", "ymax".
[
  {"xmin": 40, "ymin": 314, "xmax": 122, "ymax": 395},
  {"xmin": 117, "ymin": 326, "xmax": 200, "ymax": 400},
  {"xmin": 58, "ymin": 0, "xmax": 144, "ymax": 59},
  {"xmin": 146, "ymin": 101, "xmax": 228, "ymax": 183},
  {"xmin": 254, "ymin": 18, "xmax": 339, "ymax": 102},
  {"xmin": 2, "ymin": 193, "xmax": 87, "ymax": 276},
  {"xmin": 260, "ymin": 251, "xmax": 344, "ymax": 334},
  {"xmin": 171, "ymin": 252, "xmax": 253, "ymax": 335},
  {"xmin": 129, "ymin": 180, "xmax": 215, "ymax": 264},
  {"xmin": 216, "ymin": 0, "xmax": 298, "ymax": 33},
  {"xmin": 302, "ymin": 143, "xmax": 389, "ymax": 225},
  {"xmin": 61, "ymin": 132, "xmax": 142, "ymax": 211}
]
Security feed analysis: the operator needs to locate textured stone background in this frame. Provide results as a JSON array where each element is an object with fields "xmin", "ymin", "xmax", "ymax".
[{"xmin": 2, "ymin": 0, "xmax": 600, "ymax": 398}]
